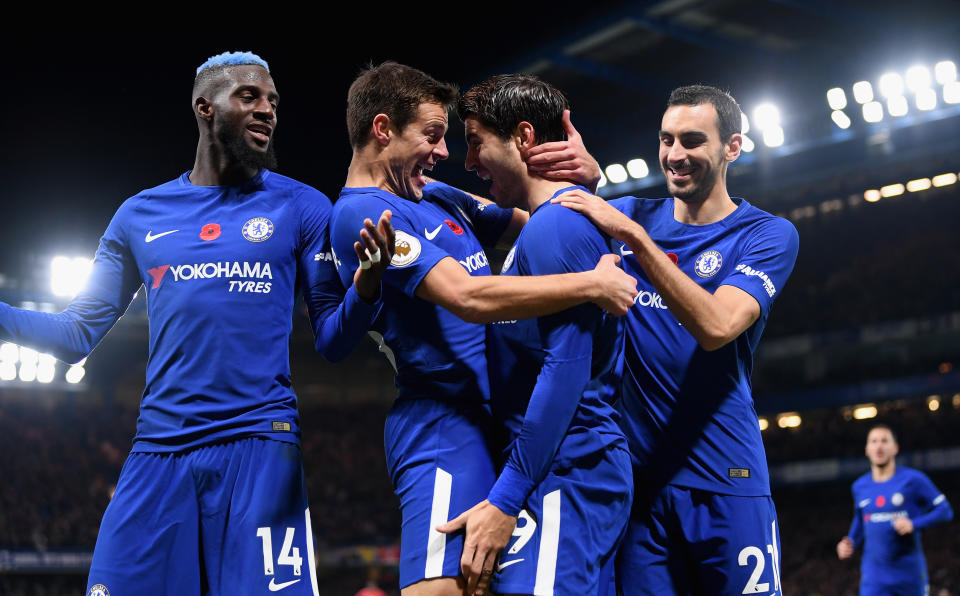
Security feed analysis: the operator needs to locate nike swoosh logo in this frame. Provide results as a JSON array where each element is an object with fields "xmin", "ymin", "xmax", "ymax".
[
  {"xmin": 145, "ymin": 230, "xmax": 179, "ymax": 242},
  {"xmin": 496, "ymin": 558, "xmax": 524, "ymax": 573},
  {"xmin": 268, "ymin": 578, "xmax": 301, "ymax": 591},
  {"xmin": 425, "ymin": 224, "xmax": 443, "ymax": 240},
  {"xmin": 620, "ymin": 245, "xmax": 634, "ymax": 256}
]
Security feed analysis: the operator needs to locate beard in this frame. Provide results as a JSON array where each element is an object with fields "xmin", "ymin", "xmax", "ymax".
[
  {"xmin": 217, "ymin": 122, "xmax": 278, "ymax": 171},
  {"xmin": 666, "ymin": 161, "xmax": 720, "ymax": 205}
]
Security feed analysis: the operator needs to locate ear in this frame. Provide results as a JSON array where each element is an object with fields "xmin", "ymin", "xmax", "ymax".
[
  {"xmin": 725, "ymin": 133, "xmax": 742, "ymax": 163},
  {"xmin": 195, "ymin": 96, "xmax": 213, "ymax": 122},
  {"xmin": 372, "ymin": 114, "xmax": 392, "ymax": 146},
  {"xmin": 514, "ymin": 121, "xmax": 536, "ymax": 151}
]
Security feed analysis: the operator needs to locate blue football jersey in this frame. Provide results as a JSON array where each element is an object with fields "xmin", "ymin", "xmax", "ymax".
[
  {"xmin": 485, "ymin": 188, "xmax": 626, "ymax": 515},
  {"xmin": 848, "ymin": 466, "xmax": 953, "ymax": 586},
  {"xmin": 330, "ymin": 181, "xmax": 512, "ymax": 406},
  {"xmin": 610, "ymin": 196, "xmax": 799, "ymax": 496},
  {"xmin": 0, "ymin": 170, "xmax": 377, "ymax": 451}
]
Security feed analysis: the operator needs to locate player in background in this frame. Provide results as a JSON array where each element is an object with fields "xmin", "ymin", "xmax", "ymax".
[
  {"xmin": 438, "ymin": 74, "xmax": 632, "ymax": 596},
  {"xmin": 837, "ymin": 424, "xmax": 953, "ymax": 596},
  {"xmin": 330, "ymin": 62, "xmax": 637, "ymax": 596},
  {"xmin": 552, "ymin": 84, "xmax": 799, "ymax": 595},
  {"xmin": 0, "ymin": 52, "xmax": 394, "ymax": 596}
]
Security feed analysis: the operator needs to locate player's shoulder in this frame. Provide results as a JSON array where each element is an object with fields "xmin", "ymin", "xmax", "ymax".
[
  {"xmin": 608, "ymin": 195, "xmax": 668, "ymax": 219},
  {"xmin": 422, "ymin": 180, "xmax": 468, "ymax": 203},
  {"xmin": 736, "ymin": 199, "xmax": 798, "ymax": 239},
  {"xmin": 261, "ymin": 170, "xmax": 330, "ymax": 204},
  {"xmin": 852, "ymin": 471, "xmax": 873, "ymax": 490}
]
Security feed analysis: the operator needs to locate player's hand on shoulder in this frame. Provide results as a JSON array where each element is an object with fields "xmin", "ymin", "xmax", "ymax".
[
  {"xmin": 551, "ymin": 188, "xmax": 640, "ymax": 244},
  {"xmin": 590, "ymin": 253, "xmax": 637, "ymax": 316},
  {"xmin": 437, "ymin": 499, "xmax": 516, "ymax": 596},
  {"xmin": 893, "ymin": 516, "xmax": 914, "ymax": 535},
  {"xmin": 353, "ymin": 210, "xmax": 395, "ymax": 302},
  {"xmin": 836, "ymin": 536, "xmax": 854, "ymax": 559},
  {"xmin": 524, "ymin": 110, "xmax": 602, "ymax": 192}
]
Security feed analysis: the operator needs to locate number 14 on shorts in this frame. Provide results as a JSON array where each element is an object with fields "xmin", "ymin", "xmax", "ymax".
[{"xmin": 257, "ymin": 527, "xmax": 303, "ymax": 577}]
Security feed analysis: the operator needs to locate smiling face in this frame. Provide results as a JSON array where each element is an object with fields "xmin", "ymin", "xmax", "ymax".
[
  {"xmin": 865, "ymin": 427, "xmax": 899, "ymax": 467},
  {"xmin": 381, "ymin": 102, "xmax": 450, "ymax": 200},
  {"xmin": 658, "ymin": 103, "xmax": 738, "ymax": 205},
  {"xmin": 209, "ymin": 65, "xmax": 279, "ymax": 170},
  {"xmin": 463, "ymin": 117, "xmax": 527, "ymax": 209}
]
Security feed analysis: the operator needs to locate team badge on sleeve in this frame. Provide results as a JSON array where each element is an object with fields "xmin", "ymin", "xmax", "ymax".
[
  {"xmin": 391, "ymin": 231, "xmax": 421, "ymax": 268},
  {"xmin": 694, "ymin": 249, "xmax": 723, "ymax": 278},
  {"xmin": 242, "ymin": 217, "xmax": 274, "ymax": 242}
]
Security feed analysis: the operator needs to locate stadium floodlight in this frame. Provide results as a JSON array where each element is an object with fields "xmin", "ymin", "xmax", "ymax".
[
  {"xmin": 762, "ymin": 126, "xmax": 784, "ymax": 148},
  {"xmin": 953, "ymin": 393, "xmax": 960, "ymax": 409},
  {"xmin": 19, "ymin": 346, "xmax": 38, "ymax": 365},
  {"xmin": 852, "ymin": 404, "xmax": 878, "ymax": 420},
  {"xmin": 626, "ymin": 158, "xmax": 649, "ymax": 179},
  {"xmin": 827, "ymin": 87, "xmax": 847, "ymax": 110},
  {"xmin": 597, "ymin": 170, "xmax": 607, "ymax": 188},
  {"xmin": 880, "ymin": 183, "xmax": 905, "ymax": 197},
  {"xmin": 935, "ymin": 60, "xmax": 957, "ymax": 85},
  {"xmin": 906, "ymin": 178, "xmax": 932, "ymax": 192},
  {"xmin": 905, "ymin": 65, "xmax": 932, "ymax": 92},
  {"xmin": 752, "ymin": 104, "xmax": 780, "ymax": 131},
  {"xmin": 928, "ymin": 396, "xmax": 941, "ymax": 411},
  {"xmin": 741, "ymin": 134, "xmax": 755, "ymax": 152},
  {"xmin": 776, "ymin": 412, "xmax": 801, "ymax": 428},
  {"xmin": 887, "ymin": 95, "xmax": 908, "ymax": 117},
  {"xmin": 604, "ymin": 163, "xmax": 628, "ymax": 184},
  {"xmin": 36, "ymin": 354, "xmax": 56, "ymax": 384},
  {"xmin": 878, "ymin": 72, "xmax": 904, "ymax": 98},
  {"xmin": 741, "ymin": 112, "xmax": 750, "ymax": 134},
  {"xmin": 51, "ymin": 256, "xmax": 93, "ymax": 298},
  {"xmin": 944, "ymin": 81, "xmax": 960, "ymax": 104},
  {"xmin": 915, "ymin": 87, "xmax": 937, "ymax": 111},
  {"xmin": 862, "ymin": 101, "xmax": 884, "ymax": 123},
  {"xmin": 852, "ymin": 81, "xmax": 874, "ymax": 104},
  {"xmin": 932, "ymin": 173, "xmax": 958, "ymax": 187},
  {"xmin": 18, "ymin": 362, "xmax": 36, "ymax": 383},
  {"xmin": 864, "ymin": 189, "xmax": 882, "ymax": 202},
  {"xmin": 758, "ymin": 417, "xmax": 769, "ymax": 431},
  {"xmin": 0, "ymin": 362, "xmax": 15, "ymax": 381},
  {"xmin": 0, "ymin": 342, "xmax": 18, "ymax": 363},
  {"xmin": 65, "ymin": 364, "xmax": 86, "ymax": 384},
  {"xmin": 830, "ymin": 110, "xmax": 851, "ymax": 129}
]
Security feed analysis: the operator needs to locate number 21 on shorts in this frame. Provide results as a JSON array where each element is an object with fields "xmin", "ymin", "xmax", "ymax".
[{"xmin": 737, "ymin": 521, "xmax": 781, "ymax": 595}]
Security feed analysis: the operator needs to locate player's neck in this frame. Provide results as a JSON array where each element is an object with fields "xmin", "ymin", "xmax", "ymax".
[
  {"xmin": 523, "ymin": 177, "xmax": 578, "ymax": 213},
  {"xmin": 345, "ymin": 150, "xmax": 406, "ymax": 198},
  {"xmin": 191, "ymin": 145, "xmax": 259, "ymax": 187},
  {"xmin": 673, "ymin": 185, "xmax": 737, "ymax": 225},
  {"xmin": 871, "ymin": 459, "xmax": 896, "ymax": 482}
]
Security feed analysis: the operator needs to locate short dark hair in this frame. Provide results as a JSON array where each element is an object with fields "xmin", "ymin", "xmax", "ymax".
[
  {"xmin": 667, "ymin": 85, "xmax": 742, "ymax": 142},
  {"xmin": 868, "ymin": 423, "xmax": 898, "ymax": 444},
  {"xmin": 346, "ymin": 62, "xmax": 458, "ymax": 149},
  {"xmin": 457, "ymin": 74, "xmax": 569, "ymax": 144}
]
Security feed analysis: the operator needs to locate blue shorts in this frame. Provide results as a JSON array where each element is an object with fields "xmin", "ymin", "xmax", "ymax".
[
  {"xmin": 86, "ymin": 437, "xmax": 319, "ymax": 596},
  {"xmin": 384, "ymin": 399, "xmax": 497, "ymax": 589},
  {"xmin": 616, "ymin": 485, "xmax": 782, "ymax": 596},
  {"xmin": 861, "ymin": 578, "xmax": 928, "ymax": 596},
  {"xmin": 492, "ymin": 445, "xmax": 632, "ymax": 596}
]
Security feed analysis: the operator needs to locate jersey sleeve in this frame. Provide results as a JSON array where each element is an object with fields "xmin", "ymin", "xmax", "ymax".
[
  {"xmin": 295, "ymin": 188, "xmax": 380, "ymax": 363},
  {"xmin": 847, "ymin": 485, "xmax": 865, "ymax": 548},
  {"xmin": 0, "ymin": 202, "xmax": 141, "ymax": 364},
  {"xmin": 721, "ymin": 216, "xmax": 799, "ymax": 317},
  {"xmin": 423, "ymin": 181, "xmax": 513, "ymax": 247},
  {"xmin": 331, "ymin": 194, "xmax": 448, "ymax": 298},
  {"xmin": 486, "ymin": 209, "xmax": 607, "ymax": 516},
  {"xmin": 909, "ymin": 471, "xmax": 954, "ymax": 530}
]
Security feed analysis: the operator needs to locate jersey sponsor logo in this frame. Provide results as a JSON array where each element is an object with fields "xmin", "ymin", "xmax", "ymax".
[
  {"xmin": 694, "ymin": 249, "xmax": 723, "ymax": 278},
  {"xmin": 424, "ymin": 224, "xmax": 443, "ymax": 240},
  {"xmin": 200, "ymin": 223, "xmax": 221, "ymax": 241},
  {"xmin": 314, "ymin": 250, "xmax": 342, "ymax": 268},
  {"xmin": 875, "ymin": 495, "xmax": 886, "ymax": 507},
  {"xmin": 445, "ymin": 219, "xmax": 464, "ymax": 235},
  {"xmin": 87, "ymin": 584, "xmax": 110, "ymax": 596},
  {"xmin": 148, "ymin": 265, "xmax": 171, "ymax": 289},
  {"xmin": 502, "ymin": 245, "xmax": 517, "ymax": 273},
  {"xmin": 242, "ymin": 217, "xmax": 274, "ymax": 242},
  {"xmin": 735, "ymin": 263, "xmax": 777, "ymax": 297},
  {"xmin": 635, "ymin": 289, "xmax": 668, "ymax": 310},
  {"xmin": 891, "ymin": 492, "xmax": 904, "ymax": 506},
  {"xmin": 148, "ymin": 261, "xmax": 274, "ymax": 293},
  {"xmin": 391, "ymin": 231, "xmax": 421, "ymax": 267},
  {"xmin": 459, "ymin": 250, "xmax": 489, "ymax": 273},
  {"xmin": 268, "ymin": 578, "xmax": 301, "ymax": 591},
  {"xmin": 865, "ymin": 510, "xmax": 907, "ymax": 523},
  {"xmin": 145, "ymin": 229, "xmax": 179, "ymax": 243}
]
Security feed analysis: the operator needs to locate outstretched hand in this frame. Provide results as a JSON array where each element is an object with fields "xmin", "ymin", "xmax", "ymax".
[
  {"xmin": 352, "ymin": 210, "xmax": 395, "ymax": 302},
  {"xmin": 524, "ymin": 110, "xmax": 602, "ymax": 192},
  {"xmin": 437, "ymin": 500, "xmax": 516, "ymax": 596},
  {"xmin": 592, "ymin": 253, "xmax": 637, "ymax": 316}
]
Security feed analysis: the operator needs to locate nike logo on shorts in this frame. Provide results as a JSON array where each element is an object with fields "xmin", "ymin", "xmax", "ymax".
[
  {"xmin": 145, "ymin": 230, "xmax": 179, "ymax": 242},
  {"xmin": 496, "ymin": 558, "xmax": 524, "ymax": 573},
  {"xmin": 268, "ymin": 578, "xmax": 301, "ymax": 591},
  {"xmin": 425, "ymin": 224, "xmax": 443, "ymax": 240},
  {"xmin": 620, "ymin": 244, "xmax": 634, "ymax": 256}
]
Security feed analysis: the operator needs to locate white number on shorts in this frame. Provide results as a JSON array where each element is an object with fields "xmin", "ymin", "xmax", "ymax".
[
  {"xmin": 256, "ymin": 527, "xmax": 303, "ymax": 577},
  {"xmin": 738, "ymin": 546, "xmax": 770, "ymax": 594},
  {"xmin": 506, "ymin": 510, "xmax": 537, "ymax": 555}
]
